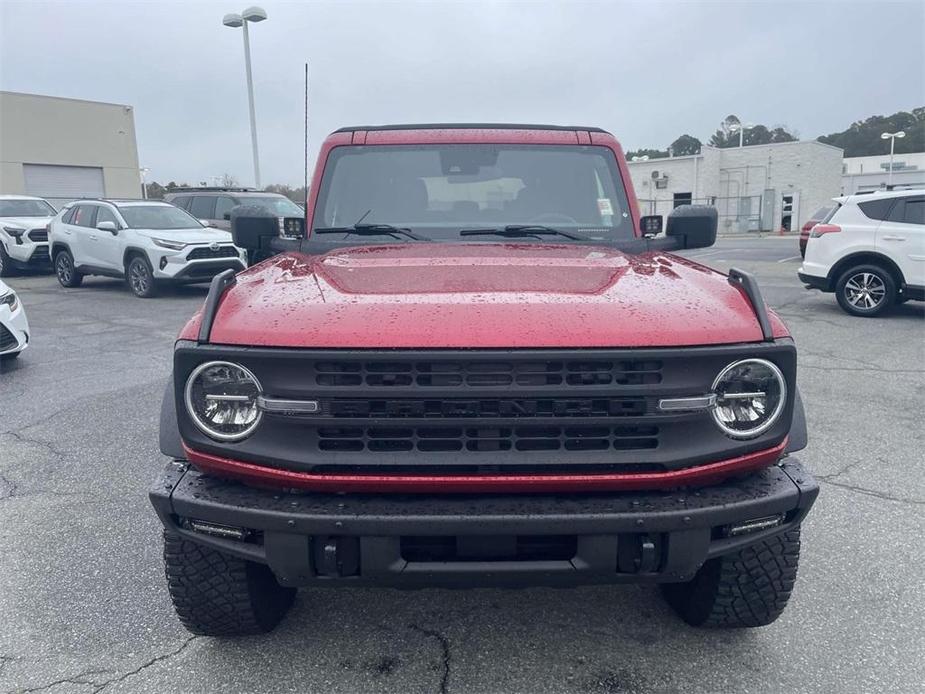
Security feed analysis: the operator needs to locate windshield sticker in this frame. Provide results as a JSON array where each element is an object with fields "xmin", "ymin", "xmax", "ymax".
[{"xmin": 597, "ymin": 198, "xmax": 614, "ymax": 217}]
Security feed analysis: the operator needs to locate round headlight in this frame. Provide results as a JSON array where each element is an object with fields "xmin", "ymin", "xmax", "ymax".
[
  {"xmin": 185, "ymin": 361, "xmax": 262, "ymax": 441},
  {"xmin": 711, "ymin": 359, "xmax": 786, "ymax": 439}
]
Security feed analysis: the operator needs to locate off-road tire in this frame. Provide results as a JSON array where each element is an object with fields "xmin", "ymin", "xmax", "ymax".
[
  {"xmin": 54, "ymin": 249, "xmax": 83, "ymax": 288},
  {"xmin": 835, "ymin": 264, "xmax": 896, "ymax": 317},
  {"xmin": 163, "ymin": 532, "xmax": 296, "ymax": 637},
  {"xmin": 661, "ymin": 527, "xmax": 801, "ymax": 628},
  {"xmin": 126, "ymin": 255, "xmax": 158, "ymax": 298},
  {"xmin": 0, "ymin": 243, "xmax": 15, "ymax": 277}
]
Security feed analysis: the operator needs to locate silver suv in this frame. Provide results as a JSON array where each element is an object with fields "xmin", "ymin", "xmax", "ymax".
[
  {"xmin": 48, "ymin": 199, "xmax": 247, "ymax": 298},
  {"xmin": 164, "ymin": 188, "xmax": 303, "ymax": 237}
]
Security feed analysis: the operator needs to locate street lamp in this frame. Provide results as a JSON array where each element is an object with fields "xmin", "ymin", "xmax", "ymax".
[
  {"xmin": 880, "ymin": 131, "xmax": 906, "ymax": 187},
  {"xmin": 223, "ymin": 6, "xmax": 267, "ymax": 189},
  {"xmin": 728, "ymin": 122, "xmax": 754, "ymax": 148},
  {"xmin": 139, "ymin": 167, "xmax": 150, "ymax": 199}
]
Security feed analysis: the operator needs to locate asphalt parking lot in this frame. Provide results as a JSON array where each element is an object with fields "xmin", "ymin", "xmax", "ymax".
[{"xmin": 1, "ymin": 236, "xmax": 923, "ymax": 694}]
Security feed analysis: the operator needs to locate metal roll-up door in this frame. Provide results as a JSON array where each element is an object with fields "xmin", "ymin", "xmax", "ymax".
[{"xmin": 23, "ymin": 164, "xmax": 105, "ymax": 203}]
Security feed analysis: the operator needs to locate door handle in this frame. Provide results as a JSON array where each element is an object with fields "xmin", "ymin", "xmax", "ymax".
[{"xmin": 882, "ymin": 235, "xmax": 906, "ymax": 241}]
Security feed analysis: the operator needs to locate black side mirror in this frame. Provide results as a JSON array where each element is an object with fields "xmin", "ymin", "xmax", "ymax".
[
  {"xmin": 640, "ymin": 215, "xmax": 663, "ymax": 236},
  {"xmin": 223, "ymin": 212, "xmax": 232, "ymax": 221},
  {"xmin": 232, "ymin": 206, "xmax": 304, "ymax": 261},
  {"xmin": 666, "ymin": 205, "xmax": 717, "ymax": 250}
]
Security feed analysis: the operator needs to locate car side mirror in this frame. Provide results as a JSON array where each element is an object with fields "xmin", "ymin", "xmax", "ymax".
[
  {"xmin": 223, "ymin": 212, "xmax": 232, "ymax": 221},
  {"xmin": 666, "ymin": 205, "xmax": 717, "ymax": 249},
  {"xmin": 97, "ymin": 221, "xmax": 119, "ymax": 234},
  {"xmin": 199, "ymin": 219, "xmax": 211, "ymax": 227},
  {"xmin": 640, "ymin": 215, "xmax": 663, "ymax": 237}
]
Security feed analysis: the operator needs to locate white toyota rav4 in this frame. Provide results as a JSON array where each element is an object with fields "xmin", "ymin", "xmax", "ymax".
[
  {"xmin": 0, "ymin": 195, "xmax": 56, "ymax": 277},
  {"xmin": 798, "ymin": 189, "xmax": 924, "ymax": 316},
  {"xmin": 48, "ymin": 199, "xmax": 247, "ymax": 298}
]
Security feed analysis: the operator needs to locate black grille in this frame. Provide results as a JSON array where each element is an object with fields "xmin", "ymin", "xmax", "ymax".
[
  {"xmin": 27, "ymin": 228, "xmax": 48, "ymax": 242},
  {"xmin": 317, "ymin": 424, "xmax": 659, "ymax": 453},
  {"xmin": 187, "ymin": 246, "xmax": 238, "ymax": 260},
  {"xmin": 326, "ymin": 397, "xmax": 648, "ymax": 419},
  {"xmin": 315, "ymin": 359, "xmax": 662, "ymax": 388},
  {"xmin": 0, "ymin": 324, "xmax": 17, "ymax": 352},
  {"xmin": 28, "ymin": 246, "xmax": 50, "ymax": 264}
]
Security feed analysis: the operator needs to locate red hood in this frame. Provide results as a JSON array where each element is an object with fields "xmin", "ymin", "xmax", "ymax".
[{"xmin": 184, "ymin": 244, "xmax": 788, "ymax": 348}]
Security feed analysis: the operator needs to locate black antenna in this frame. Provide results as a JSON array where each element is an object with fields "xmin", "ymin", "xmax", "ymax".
[{"xmin": 304, "ymin": 62, "xmax": 309, "ymax": 237}]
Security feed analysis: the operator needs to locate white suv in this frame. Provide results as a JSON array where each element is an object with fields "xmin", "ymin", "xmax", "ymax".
[
  {"xmin": 798, "ymin": 189, "xmax": 924, "ymax": 316},
  {"xmin": 48, "ymin": 199, "xmax": 247, "ymax": 298},
  {"xmin": 0, "ymin": 195, "xmax": 56, "ymax": 277}
]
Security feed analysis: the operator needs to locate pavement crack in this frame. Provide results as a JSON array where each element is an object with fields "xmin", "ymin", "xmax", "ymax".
[
  {"xmin": 2, "ymin": 430, "xmax": 70, "ymax": 460},
  {"xmin": 409, "ymin": 624, "xmax": 451, "ymax": 694},
  {"xmin": 817, "ymin": 478, "xmax": 925, "ymax": 506}
]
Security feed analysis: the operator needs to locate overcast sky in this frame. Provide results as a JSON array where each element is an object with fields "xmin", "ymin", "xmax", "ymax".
[{"xmin": 1, "ymin": 0, "xmax": 923, "ymax": 187}]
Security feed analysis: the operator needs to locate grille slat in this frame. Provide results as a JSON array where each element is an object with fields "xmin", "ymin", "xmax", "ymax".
[
  {"xmin": 0, "ymin": 324, "xmax": 17, "ymax": 352},
  {"xmin": 27, "ymin": 229, "xmax": 48, "ymax": 242},
  {"xmin": 325, "ymin": 397, "xmax": 649, "ymax": 419},
  {"xmin": 187, "ymin": 246, "xmax": 238, "ymax": 260}
]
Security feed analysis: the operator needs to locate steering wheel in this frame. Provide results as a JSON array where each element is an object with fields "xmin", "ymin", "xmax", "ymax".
[{"xmin": 527, "ymin": 212, "xmax": 579, "ymax": 226}]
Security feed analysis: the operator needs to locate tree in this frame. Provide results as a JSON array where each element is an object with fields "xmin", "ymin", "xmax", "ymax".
[
  {"xmin": 625, "ymin": 147, "xmax": 669, "ymax": 160},
  {"xmin": 220, "ymin": 173, "xmax": 240, "ymax": 188},
  {"xmin": 263, "ymin": 183, "xmax": 309, "ymax": 205},
  {"xmin": 817, "ymin": 108, "xmax": 925, "ymax": 156},
  {"xmin": 669, "ymin": 134, "xmax": 702, "ymax": 156},
  {"xmin": 709, "ymin": 115, "xmax": 797, "ymax": 148}
]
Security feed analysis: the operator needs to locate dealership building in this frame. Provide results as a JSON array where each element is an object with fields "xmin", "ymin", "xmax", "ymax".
[
  {"xmin": 0, "ymin": 91, "xmax": 142, "ymax": 207},
  {"xmin": 841, "ymin": 151, "xmax": 925, "ymax": 194},
  {"xmin": 626, "ymin": 140, "xmax": 843, "ymax": 233}
]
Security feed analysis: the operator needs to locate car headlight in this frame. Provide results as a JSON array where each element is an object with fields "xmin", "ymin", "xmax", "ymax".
[
  {"xmin": 184, "ymin": 361, "xmax": 262, "ymax": 441},
  {"xmin": 153, "ymin": 238, "xmax": 187, "ymax": 250},
  {"xmin": 711, "ymin": 359, "xmax": 786, "ymax": 439},
  {"xmin": 0, "ymin": 290, "xmax": 18, "ymax": 312},
  {"xmin": 3, "ymin": 226, "xmax": 26, "ymax": 243}
]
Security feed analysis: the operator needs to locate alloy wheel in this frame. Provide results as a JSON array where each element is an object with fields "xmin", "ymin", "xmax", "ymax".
[
  {"xmin": 130, "ymin": 261, "xmax": 150, "ymax": 295},
  {"xmin": 844, "ymin": 272, "xmax": 886, "ymax": 310},
  {"xmin": 57, "ymin": 255, "xmax": 72, "ymax": 284}
]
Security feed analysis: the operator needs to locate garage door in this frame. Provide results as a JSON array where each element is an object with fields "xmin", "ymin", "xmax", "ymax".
[{"xmin": 23, "ymin": 164, "xmax": 105, "ymax": 201}]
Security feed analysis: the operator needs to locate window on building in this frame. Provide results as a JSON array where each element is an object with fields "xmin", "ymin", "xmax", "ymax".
[
  {"xmin": 673, "ymin": 192, "xmax": 692, "ymax": 208},
  {"xmin": 189, "ymin": 196, "xmax": 216, "ymax": 219}
]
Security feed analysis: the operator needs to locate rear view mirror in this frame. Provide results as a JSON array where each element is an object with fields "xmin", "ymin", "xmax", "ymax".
[
  {"xmin": 97, "ymin": 221, "xmax": 118, "ymax": 234},
  {"xmin": 666, "ymin": 205, "xmax": 717, "ymax": 249},
  {"xmin": 232, "ymin": 206, "xmax": 304, "ymax": 262},
  {"xmin": 640, "ymin": 215, "xmax": 663, "ymax": 237}
]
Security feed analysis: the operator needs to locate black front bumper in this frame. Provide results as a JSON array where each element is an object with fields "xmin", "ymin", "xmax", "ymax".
[
  {"xmin": 150, "ymin": 458, "xmax": 817, "ymax": 588},
  {"xmin": 798, "ymin": 271, "xmax": 830, "ymax": 292}
]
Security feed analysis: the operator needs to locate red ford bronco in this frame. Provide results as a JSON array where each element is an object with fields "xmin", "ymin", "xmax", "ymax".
[{"xmin": 151, "ymin": 124, "xmax": 816, "ymax": 636}]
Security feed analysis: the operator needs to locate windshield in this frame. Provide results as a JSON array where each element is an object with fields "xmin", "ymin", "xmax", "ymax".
[
  {"xmin": 118, "ymin": 205, "xmax": 203, "ymax": 230},
  {"xmin": 313, "ymin": 144, "xmax": 635, "ymax": 242},
  {"xmin": 243, "ymin": 196, "xmax": 303, "ymax": 216},
  {"xmin": 0, "ymin": 199, "xmax": 56, "ymax": 217}
]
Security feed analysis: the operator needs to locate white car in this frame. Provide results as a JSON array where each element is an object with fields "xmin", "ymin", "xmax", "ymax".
[
  {"xmin": 48, "ymin": 199, "xmax": 247, "ymax": 298},
  {"xmin": 798, "ymin": 189, "xmax": 924, "ymax": 316},
  {"xmin": 0, "ymin": 278, "xmax": 29, "ymax": 361},
  {"xmin": 0, "ymin": 194, "xmax": 55, "ymax": 277}
]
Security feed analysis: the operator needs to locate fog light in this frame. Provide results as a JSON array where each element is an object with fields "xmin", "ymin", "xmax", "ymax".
[
  {"xmin": 186, "ymin": 519, "xmax": 249, "ymax": 540},
  {"xmin": 725, "ymin": 514, "xmax": 783, "ymax": 537},
  {"xmin": 159, "ymin": 256, "xmax": 168, "ymax": 270}
]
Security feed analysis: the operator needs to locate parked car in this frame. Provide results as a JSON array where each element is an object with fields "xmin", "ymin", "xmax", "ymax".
[
  {"xmin": 0, "ymin": 194, "xmax": 55, "ymax": 277},
  {"xmin": 799, "ymin": 205, "xmax": 834, "ymax": 258},
  {"xmin": 0, "ymin": 278, "xmax": 29, "ymax": 361},
  {"xmin": 48, "ymin": 199, "xmax": 247, "ymax": 298},
  {"xmin": 150, "ymin": 123, "xmax": 815, "ymax": 637},
  {"xmin": 798, "ymin": 189, "xmax": 924, "ymax": 316},
  {"xmin": 164, "ymin": 188, "xmax": 304, "ymax": 237}
]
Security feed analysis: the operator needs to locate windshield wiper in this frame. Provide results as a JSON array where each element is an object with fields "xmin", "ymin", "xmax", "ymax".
[
  {"xmin": 458, "ymin": 225, "xmax": 591, "ymax": 241},
  {"xmin": 313, "ymin": 223, "xmax": 429, "ymax": 241}
]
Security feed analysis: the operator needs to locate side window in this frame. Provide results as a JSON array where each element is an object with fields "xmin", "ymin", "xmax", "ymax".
[
  {"xmin": 214, "ymin": 196, "xmax": 236, "ymax": 220},
  {"xmin": 858, "ymin": 198, "xmax": 894, "ymax": 221},
  {"xmin": 73, "ymin": 205, "xmax": 98, "ymax": 228},
  {"xmin": 189, "ymin": 196, "xmax": 217, "ymax": 219},
  {"xmin": 171, "ymin": 196, "xmax": 191, "ymax": 211},
  {"xmin": 895, "ymin": 197, "xmax": 924, "ymax": 225},
  {"xmin": 96, "ymin": 206, "xmax": 119, "ymax": 227},
  {"xmin": 62, "ymin": 207, "xmax": 76, "ymax": 224}
]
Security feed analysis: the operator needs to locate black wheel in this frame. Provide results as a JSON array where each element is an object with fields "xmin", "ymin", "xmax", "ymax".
[
  {"xmin": 661, "ymin": 527, "xmax": 802, "ymax": 628},
  {"xmin": 54, "ymin": 249, "xmax": 83, "ymax": 287},
  {"xmin": 126, "ymin": 255, "xmax": 158, "ymax": 298},
  {"xmin": 0, "ymin": 243, "xmax": 15, "ymax": 277},
  {"xmin": 163, "ymin": 532, "xmax": 296, "ymax": 637},
  {"xmin": 835, "ymin": 264, "xmax": 896, "ymax": 317}
]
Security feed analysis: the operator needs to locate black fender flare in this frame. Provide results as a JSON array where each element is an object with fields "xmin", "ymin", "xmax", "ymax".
[
  {"xmin": 159, "ymin": 374, "xmax": 185, "ymax": 459},
  {"xmin": 785, "ymin": 388, "xmax": 808, "ymax": 454}
]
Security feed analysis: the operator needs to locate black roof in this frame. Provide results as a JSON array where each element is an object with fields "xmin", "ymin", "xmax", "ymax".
[{"xmin": 333, "ymin": 123, "xmax": 610, "ymax": 134}]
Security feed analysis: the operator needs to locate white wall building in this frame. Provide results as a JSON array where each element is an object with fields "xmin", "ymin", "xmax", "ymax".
[
  {"xmin": 841, "ymin": 152, "xmax": 925, "ymax": 194},
  {"xmin": 0, "ymin": 91, "xmax": 142, "ymax": 207},
  {"xmin": 626, "ymin": 141, "xmax": 843, "ymax": 233}
]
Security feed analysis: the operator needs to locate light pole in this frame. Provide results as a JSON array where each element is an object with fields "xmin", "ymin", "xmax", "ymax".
[
  {"xmin": 880, "ymin": 131, "xmax": 906, "ymax": 187},
  {"xmin": 729, "ymin": 122, "xmax": 754, "ymax": 148},
  {"xmin": 139, "ymin": 167, "xmax": 150, "ymax": 199},
  {"xmin": 223, "ymin": 6, "xmax": 267, "ymax": 190}
]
